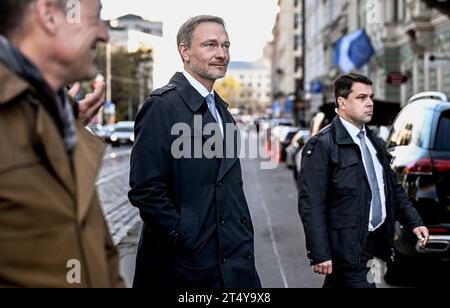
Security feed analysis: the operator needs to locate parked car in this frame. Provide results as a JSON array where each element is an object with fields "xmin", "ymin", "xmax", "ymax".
[
  {"xmin": 86, "ymin": 123, "xmax": 105, "ymax": 138},
  {"xmin": 384, "ymin": 92, "xmax": 450, "ymax": 281},
  {"xmin": 293, "ymin": 112, "xmax": 333, "ymax": 185},
  {"xmin": 286, "ymin": 129, "xmax": 310, "ymax": 180},
  {"xmin": 108, "ymin": 121, "xmax": 135, "ymax": 147},
  {"xmin": 102, "ymin": 124, "xmax": 115, "ymax": 142},
  {"xmin": 279, "ymin": 127, "xmax": 301, "ymax": 162},
  {"xmin": 253, "ymin": 116, "xmax": 269, "ymax": 134},
  {"xmin": 262, "ymin": 118, "xmax": 295, "ymax": 152}
]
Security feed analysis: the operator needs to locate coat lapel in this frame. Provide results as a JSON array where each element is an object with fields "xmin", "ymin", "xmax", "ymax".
[
  {"xmin": 171, "ymin": 73, "xmax": 217, "ymax": 142},
  {"xmin": 72, "ymin": 119, "xmax": 105, "ymax": 222},
  {"xmin": 170, "ymin": 72, "xmax": 239, "ymax": 181},
  {"xmin": 34, "ymin": 102, "xmax": 76, "ymax": 196},
  {"xmin": 215, "ymin": 94, "xmax": 239, "ymax": 182}
]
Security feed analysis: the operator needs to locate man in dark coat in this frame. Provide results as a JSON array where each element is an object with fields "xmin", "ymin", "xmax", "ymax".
[
  {"xmin": 128, "ymin": 15, "xmax": 261, "ymax": 288},
  {"xmin": 298, "ymin": 73, "xmax": 429, "ymax": 288}
]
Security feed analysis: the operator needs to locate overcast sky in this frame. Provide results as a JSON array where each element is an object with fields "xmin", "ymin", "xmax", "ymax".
[{"xmin": 101, "ymin": 0, "xmax": 279, "ymax": 87}]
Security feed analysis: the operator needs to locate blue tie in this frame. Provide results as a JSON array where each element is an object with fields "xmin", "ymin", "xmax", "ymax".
[
  {"xmin": 357, "ymin": 131, "xmax": 383, "ymax": 229},
  {"xmin": 206, "ymin": 94, "xmax": 220, "ymax": 124},
  {"xmin": 206, "ymin": 94, "xmax": 223, "ymax": 137}
]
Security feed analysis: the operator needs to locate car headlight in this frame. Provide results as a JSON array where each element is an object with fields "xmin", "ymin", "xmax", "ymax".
[{"xmin": 110, "ymin": 135, "xmax": 118, "ymax": 142}]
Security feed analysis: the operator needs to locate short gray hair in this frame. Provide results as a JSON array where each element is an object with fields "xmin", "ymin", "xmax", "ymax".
[
  {"xmin": 0, "ymin": 0, "xmax": 71, "ymax": 38},
  {"xmin": 177, "ymin": 15, "xmax": 226, "ymax": 48}
]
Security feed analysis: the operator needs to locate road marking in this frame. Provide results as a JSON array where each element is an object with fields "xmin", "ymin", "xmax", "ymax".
[{"xmin": 250, "ymin": 161, "xmax": 289, "ymax": 288}]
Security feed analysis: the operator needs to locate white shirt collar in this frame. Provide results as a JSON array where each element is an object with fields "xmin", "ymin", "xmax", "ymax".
[
  {"xmin": 339, "ymin": 116, "xmax": 366, "ymax": 140},
  {"xmin": 182, "ymin": 70, "xmax": 214, "ymax": 98}
]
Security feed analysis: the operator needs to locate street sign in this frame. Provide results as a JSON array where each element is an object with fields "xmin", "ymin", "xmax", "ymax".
[
  {"xmin": 425, "ymin": 52, "xmax": 450, "ymax": 69},
  {"xmin": 386, "ymin": 72, "xmax": 409, "ymax": 86}
]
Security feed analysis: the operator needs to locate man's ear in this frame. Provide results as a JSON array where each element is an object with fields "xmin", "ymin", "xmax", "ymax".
[
  {"xmin": 337, "ymin": 97, "xmax": 346, "ymax": 110},
  {"xmin": 178, "ymin": 43, "xmax": 190, "ymax": 62},
  {"xmin": 34, "ymin": 0, "xmax": 65, "ymax": 35}
]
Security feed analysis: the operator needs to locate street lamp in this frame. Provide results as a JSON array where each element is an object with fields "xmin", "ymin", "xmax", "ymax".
[{"xmin": 106, "ymin": 19, "xmax": 119, "ymax": 105}]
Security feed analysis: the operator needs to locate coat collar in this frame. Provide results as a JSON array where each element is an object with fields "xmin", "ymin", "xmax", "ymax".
[
  {"xmin": 170, "ymin": 72, "xmax": 229, "ymax": 113},
  {"xmin": 170, "ymin": 72, "xmax": 205, "ymax": 112},
  {"xmin": 0, "ymin": 62, "xmax": 29, "ymax": 104},
  {"xmin": 332, "ymin": 115, "xmax": 386, "ymax": 160},
  {"xmin": 332, "ymin": 116, "xmax": 355, "ymax": 145},
  {"xmin": 1, "ymin": 62, "xmax": 104, "ymax": 222},
  {"xmin": 332, "ymin": 116, "xmax": 378, "ymax": 144},
  {"xmin": 169, "ymin": 72, "xmax": 237, "ymax": 182}
]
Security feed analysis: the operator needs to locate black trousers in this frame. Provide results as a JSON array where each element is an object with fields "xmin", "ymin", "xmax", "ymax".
[{"xmin": 323, "ymin": 224, "xmax": 387, "ymax": 288}]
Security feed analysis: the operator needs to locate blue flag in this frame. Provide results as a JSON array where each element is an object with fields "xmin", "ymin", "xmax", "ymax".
[{"xmin": 334, "ymin": 29, "xmax": 375, "ymax": 73}]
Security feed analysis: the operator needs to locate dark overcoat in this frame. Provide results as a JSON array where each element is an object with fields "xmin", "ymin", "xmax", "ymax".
[
  {"xmin": 129, "ymin": 73, "xmax": 261, "ymax": 288},
  {"xmin": 298, "ymin": 117, "xmax": 424, "ymax": 267}
]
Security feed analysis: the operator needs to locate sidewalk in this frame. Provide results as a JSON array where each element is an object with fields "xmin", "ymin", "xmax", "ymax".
[{"xmin": 117, "ymin": 221, "xmax": 142, "ymax": 288}]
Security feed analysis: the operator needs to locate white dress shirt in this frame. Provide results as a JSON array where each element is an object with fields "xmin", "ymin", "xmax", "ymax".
[
  {"xmin": 182, "ymin": 70, "xmax": 224, "ymax": 136},
  {"xmin": 339, "ymin": 117, "xmax": 386, "ymax": 231}
]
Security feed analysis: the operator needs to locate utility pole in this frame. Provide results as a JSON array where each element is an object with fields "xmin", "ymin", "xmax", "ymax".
[
  {"xmin": 139, "ymin": 62, "xmax": 145, "ymax": 110},
  {"xmin": 301, "ymin": 0, "xmax": 306, "ymax": 125},
  {"xmin": 106, "ymin": 42, "xmax": 112, "ymax": 104}
]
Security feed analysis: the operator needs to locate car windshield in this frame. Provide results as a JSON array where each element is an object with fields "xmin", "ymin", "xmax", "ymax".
[
  {"xmin": 434, "ymin": 111, "xmax": 450, "ymax": 151},
  {"xmin": 115, "ymin": 127, "xmax": 134, "ymax": 133}
]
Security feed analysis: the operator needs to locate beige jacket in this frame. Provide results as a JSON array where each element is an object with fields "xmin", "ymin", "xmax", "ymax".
[{"xmin": 0, "ymin": 63, "xmax": 124, "ymax": 288}]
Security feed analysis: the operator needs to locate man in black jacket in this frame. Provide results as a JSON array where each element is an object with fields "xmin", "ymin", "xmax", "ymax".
[
  {"xmin": 298, "ymin": 73, "xmax": 429, "ymax": 288},
  {"xmin": 128, "ymin": 15, "xmax": 261, "ymax": 288}
]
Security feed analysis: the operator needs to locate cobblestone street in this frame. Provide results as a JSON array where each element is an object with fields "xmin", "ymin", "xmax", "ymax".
[{"xmin": 97, "ymin": 146, "xmax": 140, "ymax": 287}]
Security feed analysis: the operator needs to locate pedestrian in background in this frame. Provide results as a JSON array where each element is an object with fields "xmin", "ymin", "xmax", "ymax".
[
  {"xmin": 0, "ymin": 0, "xmax": 124, "ymax": 288},
  {"xmin": 129, "ymin": 15, "xmax": 261, "ymax": 288},
  {"xmin": 298, "ymin": 73, "xmax": 428, "ymax": 288}
]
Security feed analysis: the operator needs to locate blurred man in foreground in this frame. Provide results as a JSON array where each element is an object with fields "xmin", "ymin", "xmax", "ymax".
[{"xmin": 0, "ymin": 0, "xmax": 124, "ymax": 287}]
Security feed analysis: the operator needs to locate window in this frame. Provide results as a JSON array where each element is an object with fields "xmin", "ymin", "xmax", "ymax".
[
  {"xmin": 294, "ymin": 34, "xmax": 303, "ymax": 50},
  {"xmin": 295, "ymin": 56, "xmax": 301, "ymax": 72},
  {"xmin": 387, "ymin": 105, "xmax": 432, "ymax": 148},
  {"xmin": 434, "ymin": 111, "xmax": 450, "ymax": 151},
  {"xmin": 295, "ymin": 13, "xmax": 302, "ymax": 29}
]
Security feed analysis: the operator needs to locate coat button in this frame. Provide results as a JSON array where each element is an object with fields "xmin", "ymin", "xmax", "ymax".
[
  {"xmin": 220, "ymin": 257, "xmax": 227, "ymax": 264},
  {"xmin": 240, "ymin": 216, "xmax": 248, "ymax": 224},
  {"xmin": 217, "ymin": 182, "xmax": 223, "ymax": 187},
  {"xmin": 219, "ymin": 218, "xmax": 225, "ymax": 225},
  {"xmin": 246, "ymin": 253, "xmax": 252, "ymax": 260}
]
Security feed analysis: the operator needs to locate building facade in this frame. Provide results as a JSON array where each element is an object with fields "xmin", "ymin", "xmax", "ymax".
[
  {"xmin": 271, "ymin": 0, "xmax": 305, "ymax": 122},
  {"xmin": 217, "ymin": 61, "xmax": 272, "ymax": 114},
  {"xmin": 296, "ymin": 0, "xmax": 450, "ymax": 124}
]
